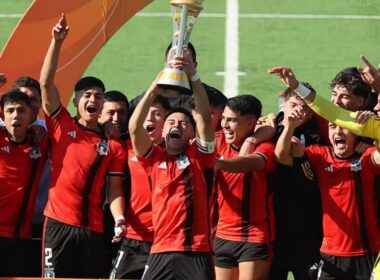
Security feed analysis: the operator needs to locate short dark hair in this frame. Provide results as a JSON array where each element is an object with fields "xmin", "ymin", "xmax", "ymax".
[
  {"xmin": 189, "ymin": 83, "xmax": 227, "ymax": 110},
  {"xmin": 226, "ymin": 94, "xmax": 262, "ymax": 118},
  {"xmin": 330, "ymin": 67, "xmax": 372, "ymax": 99},
  {"xmin": 104, "ymin": 90, "xmax": 129, "ymax": 108},
  {"xmin": 164, "ymin": 107, "xmax": 196, "ymax": 131},
  {"xmin": 74, "ymin": 76, "xmax": 105, "ymax": 93},
  {"xmin": 284, "ymin": 82, "xmax": 315, "ymax": 101},
  {"xmin": 12, "ymin": 76, "xmax": 41, "ymax": 96},
  {"xmin": 1, "ymin": 90, "xmax": 31, "ymax": 110},
  {"xmin": 153, "ymin": 95, "xmax": 171, "ymax": 111},
  {"xmin": 165, "ymin": 42, "xmax": 197, "ymax": 63}
]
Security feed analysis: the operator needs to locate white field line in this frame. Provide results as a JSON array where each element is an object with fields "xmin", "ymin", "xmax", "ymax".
[
  {"xmin": 224, "ymin": 0, "xmax": 239, "ymax": 97},
  {"xmin": 2, "ymin": 13, "xmax": 380, "ymax": 20}
]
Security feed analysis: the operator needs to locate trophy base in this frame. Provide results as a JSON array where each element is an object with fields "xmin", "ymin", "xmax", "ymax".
[{"xmin": 157, "ymin": 67, "xmax": 191, "ymax": 93}]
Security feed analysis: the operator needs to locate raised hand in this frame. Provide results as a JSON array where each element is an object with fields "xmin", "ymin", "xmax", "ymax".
[
  {"xmin": 284, "ymin": 105, "xmax": 307, "ymax": 129},
  {"xmin": 170, "ymin": 47, "xmax": 196, "ymax": 77},
  {"xmin": 268, "ymin": 67, "xmax": 299, "ymax": 90},
  {"xmin": 357, "ymin": 55, "xmax": 380, "ymax": 93},
  {"xmin": 52, "ymin": 13, "xmax": 69, "ymax": 42}
]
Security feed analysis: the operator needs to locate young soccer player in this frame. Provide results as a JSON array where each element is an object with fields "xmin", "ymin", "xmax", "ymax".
[
  {"xmin": 129, "ymin": 47, "xmax": 215, "ymax": 280},
  {"xmin": 40, "ymin": 14, "xmax": 126, "ymax": 278}
]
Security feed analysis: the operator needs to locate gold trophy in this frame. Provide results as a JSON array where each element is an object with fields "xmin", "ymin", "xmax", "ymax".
[{"xmin": 157, "ymin": 0, "xmax": 204, "ymax": 92}]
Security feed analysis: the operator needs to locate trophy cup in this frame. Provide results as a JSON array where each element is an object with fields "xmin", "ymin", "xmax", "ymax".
[{"xmin": 156, "ymin": 0, "xmax": 204, "ymax": 92}]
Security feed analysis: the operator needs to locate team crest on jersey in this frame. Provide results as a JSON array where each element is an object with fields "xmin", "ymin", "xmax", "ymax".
[
  {"xmin": 97, "ymin": 140, "xmax": 109, "ymax": 156},
  {"xmin": 29, "ymin": 146, "xmax": 42, "ymax": 159},
  {"xmin": 350, "ymin": 159, "xmax": 362, "ymax": 172},
  {"xmin": 44, "ymin": 268, "xmax": 55, "ymax": 278},
  {"xmin": 176, "ymin": 155, "xmax": 190, "ymax": 170}
]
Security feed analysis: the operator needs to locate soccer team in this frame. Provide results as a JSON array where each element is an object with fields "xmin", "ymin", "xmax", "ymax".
[{"xmin": 1, "ymin": 14, "xmax": 380, "ymax": 280}]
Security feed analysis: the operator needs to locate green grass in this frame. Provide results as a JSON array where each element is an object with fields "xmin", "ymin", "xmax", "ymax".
[{"xmin": 2, "ymin": 0, "xmax": 380, "ymax": 115}]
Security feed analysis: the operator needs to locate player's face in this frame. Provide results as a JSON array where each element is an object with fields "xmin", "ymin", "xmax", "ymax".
[
  {"xmin": 2, "ymin": 101, "xmax": 32, "ymax": 142},
  {"xmin": 74, "ymin": 87, "xmax": 104, "ymax": 128},
  {"xmin": 162, "ymin": 112, "xmax": 195, "ymax": 154},
  {"xmin": 19, "ymin": 86, "xmax": 41, "ymax": 121},
  {"xmin": 283, "ymin": 95, "xmax": 312, "ymax": 124},
  {"xmin": 374, "ymin": 94, "xmax": 380, "ymax": 116},
  {"xmin": 144, "ymin": 103, "xmax": 167, "ymax": 144},
  {"xmin": 99, "ymin": 101, "xmax": 128, "ymax": 133},
  {"xmin": 328, "ymin": 122, "xmax": 356, "ymax": 158},
  {"xmin": 330, "ymin": 85, "xmax": 365, "ymax": 111},
  {"xmin": 221, "ymin": 106, "xmax": 257, "ymax": 148}
]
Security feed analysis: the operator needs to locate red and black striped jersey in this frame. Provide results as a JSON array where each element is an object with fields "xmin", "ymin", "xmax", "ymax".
[
  {"xmin": 44, "ymin": 106, "xmax": 126, "ymax": 233},
  {"xmin": 0, "ymin": 129, "xmax": 48, "ymax": 239},
  {"xmin": 138, "ymin": 141, "xmax": 215, "ymax": 253},
  {"xmin": 215, "ymin": 132, "xmax": 276, "ymax": 243}
]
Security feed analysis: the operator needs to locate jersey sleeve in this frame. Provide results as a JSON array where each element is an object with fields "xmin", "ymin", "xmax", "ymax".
[
  {"xmin": 254, "ymin": 142, "xmax": 276, "ymax": 172},
  {"xmin": 193, "ymin": 140, "xmax": 216, "ymax": 169},
  {"xmin": 108, "ymin": 139, "xmax": 127, "ymax": 176},
  {"xmin": 137, "ymin": 145, "xmax": 161, "ymax": 174},
  {"xmin": 309, "ymin": 94, "xmax": 380, "ymax": 141},
  {"xmin": 44, "ymin": 105, "xmax": 70, "ymax": 136}
]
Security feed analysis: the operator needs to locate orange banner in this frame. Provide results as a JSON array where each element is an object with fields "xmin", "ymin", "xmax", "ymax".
[{"xmin": 0, "ymin": 0, "xmax": 153, "ymax": 106}]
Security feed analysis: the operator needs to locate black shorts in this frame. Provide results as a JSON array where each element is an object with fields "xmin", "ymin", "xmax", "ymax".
[
  {"xmin": 214, "ymin": 236, "xmax": 269, "ymax": 268},
  {"xmin": 109, "ymin": 237, "xmax": 152, "ymax": 279},
  {"xmin": 0, "ymin": 237, "xmax": 32, "ymax": 276},
  {"xmin": 42, "ymin": 218, "xmax": 105, "ymax": 278},
  {"xmin": 142, "ymin": 251, "xmax": 214, "ymax": 280},
  {"xmin": 318, "ymin": 253, "xmax": 377, "ymax": 280}
]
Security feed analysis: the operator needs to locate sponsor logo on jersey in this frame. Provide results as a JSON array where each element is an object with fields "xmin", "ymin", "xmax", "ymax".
[
  {"xmin": 67, "ymin": 130, "xmax": 77, "ymax": 139},
  {"xmin": 0, "ymin": 145, "xmax": 10, "ymax": 153},
  {"xmin": 158, "ymin": 161, "xmax": 167, "ymax": 169},
  {"xmin": 324, "ymin": 165, "xmax": 334, "ymax": 173}
]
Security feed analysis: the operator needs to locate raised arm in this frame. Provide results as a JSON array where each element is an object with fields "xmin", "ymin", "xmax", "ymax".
[
  {"xmin": 268, "ymin": 66, "xmax": 380, "ymax": 141},
  {"xmin": 128, "ymin": 80, "xmax": 164, "ymax": 157},
  {"xmin": 275, "ymin": 105, "xmax": 306, "ymax": 166},
  {"xmin": 173, "ymin": 48, "xmax": 214, "ymax": 143},
  {"xmin": 40, "ymin": 14, "xmax": 69, "ymax": 116},
  {"xmin": 358, "ymin": 55, "xmax": 380, "ymax": 94}
]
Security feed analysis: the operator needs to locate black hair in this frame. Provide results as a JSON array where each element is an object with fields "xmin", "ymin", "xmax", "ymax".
[
  {"xmin": 330, "ymin": 67, "xmax": 372, "ymax": 99},
  {"xmin": 104, "ymin": 90, "xmax": 129, "ymax": 108},
  {"xmin": 165, "ymin": 42, "xmax": 197, "ymax": 63},
  {"xmin": 1, "ymin": 89, "xmax": 31, "ymax": 110},
  {"xmin": 74, "ymin": 76, "xmax": 105, "ymax": 93},
  {"xmin": 189, "ymin": 83, "xmax": 227, "ymax": 110},
  {"xmin": 284, "ymin": 82, "xmax": 315, "ymax": 101},
  {"xmin": 12, "ymin": 76, "xmax": 41, "ymax": 96},
  {"xmin": 164, "ymin": 107, "xmax": 196, "ymax": 131},
  {"xmin": 226, "ymin": 94, "xmax": 262, "ymax": 118},
  {"xmin": 153, "ymin": 95, "xmax": 171, "ymax": 111}
]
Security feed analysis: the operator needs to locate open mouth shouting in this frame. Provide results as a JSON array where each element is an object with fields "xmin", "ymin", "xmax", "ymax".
[
  {"xmin": 145, "ymin": 124, "xmax": 155, "ymax": 134},
  {"xmin": 334, "ymin": 137, "xmax": 347, "ymax": 150},
  {"xmin": 86, "ymin": 105, "xmax": 98, "ymax": 116}
]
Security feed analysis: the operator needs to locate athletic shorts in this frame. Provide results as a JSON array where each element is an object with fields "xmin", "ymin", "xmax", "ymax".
[
  {"xmin": 142, "ymin": 251, "xmax": 214, "ymax": 280},
  {"xmin": 0, "ymin": 237, "xmax": 32, "ymax": 276},
  {"xmin": 42, "ymin": 218, "xmax": 105, "ymax": 278},
  {"xmin": 318, "ymin": 252, "xmax": 377, "ymax": 280},
  {"xmin": 109, "ymin": 237, "xmax": 152, "ymax": 279},
  {"xmin": 214, "ymin": 236, "xmax": 270, "ymax": 268}
]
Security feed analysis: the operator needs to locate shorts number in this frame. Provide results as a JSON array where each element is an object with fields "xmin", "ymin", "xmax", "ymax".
[{"xmin": 45, "ymin": 248, "xmax": 53, "ymax": 266}]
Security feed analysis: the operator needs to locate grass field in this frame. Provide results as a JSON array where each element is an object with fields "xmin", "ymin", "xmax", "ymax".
[
  {"xmin": 1, "ymin": 0, "xmax": 380, "ymax": 115},
  {"xmin": 1, "ymin": 1, "xmax": 380, "ymax": 278}
]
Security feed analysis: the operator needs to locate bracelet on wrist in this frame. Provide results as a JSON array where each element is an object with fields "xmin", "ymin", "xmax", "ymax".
[
  {"xmin": 294, "ymin": 82, "xmax": 313, "ymax": 99},
  {"xmin": 190, "ymin": 72, "xmax": 200, "ymax": 82}
]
